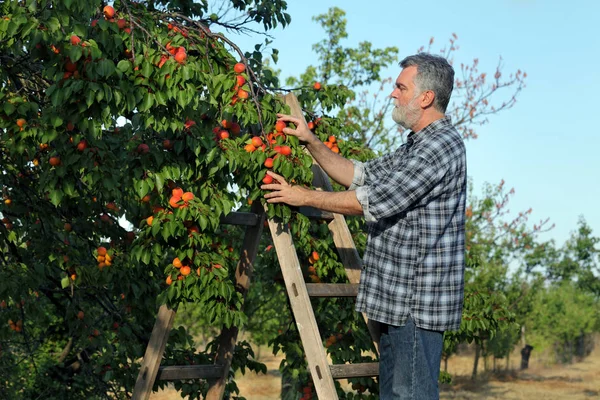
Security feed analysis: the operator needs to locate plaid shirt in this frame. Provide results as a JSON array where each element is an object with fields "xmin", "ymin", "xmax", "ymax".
[{"xmin": 350, "ymin": 116, "xmax": 467, "ymax": 331}]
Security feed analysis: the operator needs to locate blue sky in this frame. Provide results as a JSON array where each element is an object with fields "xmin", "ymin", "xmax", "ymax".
[{"xmin": 221, "ymin": 0, "xmax": 600, "ymax": 247}]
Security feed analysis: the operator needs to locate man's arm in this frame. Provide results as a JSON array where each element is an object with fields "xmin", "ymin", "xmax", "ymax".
[
  {"xmin": 262, "ymin": 172, "xmax": 363, "ymax": 216},
  {"xmin": 277, "ymin": 114, "xmax": 354, "ymax": 188}
]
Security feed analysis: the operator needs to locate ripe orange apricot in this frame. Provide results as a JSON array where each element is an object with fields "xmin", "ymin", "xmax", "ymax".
[
  {"xmin": 172, "ymin": 257, "xmax": 182, "ymax": 268},
  {"xmin": 16, "ymin": 118, "xmax": 26, "ymax": 128},
  {"xmin": 49, "ymin": 156, "xmax": 61, "ymax": 166},
  {"xmin": 97, "ymin": 246, "xmax": 107, "ymax": 256},
  {"xmin": 234, "ymin": 62, "xmax": 245, "ymax": 73},
  {"xmin": 172, "ymin": 188, "xmax": 184, "ymax": 198},
  {"xmin": 262, "ymin": 174, "xmax": 273, "ymax": 184},
  {"xmin": 251, "ymin": 136, "xmax": 263, "ymax": 147},
  {"xmin": 180, "ymin": 265, "xmax": 191, "ymax": 276},
  {"xmin": 219, "ymin": 130, "xmax": 230, "ymax": 139},
  {"xmin": 174, "ymin": 48, "xmax": 186, "ymax": 64},
  {"xmin": 70, "ymin": 35, "xmax": 81, "ymax": 46},
  {"xmin": 312, "ymin": 251, "xmax": 320, "ymax": 261},
  {"xmin": 275, "ymin": 120, "xmax": 286, "ymax": 132},
  {"xmin": 264, "ymin": 158, "xmax": 274, "ymax": 168},
  {"xmin": 279, "ymin": 145, "xmax": 292, "ymax": 156},
  {"xmin": 146, "ymin": 215, "xmax": 154, "ymax": 226},
  {"xmin": 244, "ymin": 144, "xmax": 256, "ymax": 152},
  {"xmin": 237, "ymin": 89, "xmax": 249, "ymax": 99},
  {"xmin": 166, "ymin": 275, "xmax": 173, "ymax": 285},
  {"xmin": 103, "ymin": 5, "xmax": 115, "ymax": 19},
  {"xmin": 313, "ymin": 81, "xmax": 321, "ymax": 90},
  {"xmin": 169, "ymin": 195, "xmax": 181, "ymax": 208},
  {"xmin": 182, "ymin": 192, "xmax": 194, "ymax": 202}
]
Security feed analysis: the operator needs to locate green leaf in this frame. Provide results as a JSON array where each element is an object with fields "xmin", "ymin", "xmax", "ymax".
[
  {"xmin": 49, "ymin": 189, "xmax": 63, "ymax": 206},
  {"xmin": 134, "ymin": 180, "xmax": 149, "ymax": 198},
  {"xmin": 154, "ymin": 174, "xmax": 164, "ymax": 192},
  {"xmin": 46, "ymin": 17, "xmax": 60, "ymax": 32},
  {"xmin": 97, "ymin": 59, "xmax": 115, "ymax": 77},
  {"xmin": 61, "ymin": 276, "xmax": 70, "ymax": 289},
  {"xmin": 68, "ymin": 45, "xmax": 82, "ymax": 62},
  {"xmin": 138, "ymin": 92, "xmax": 154, "ymax": 112},
  {"xmin": 116, "ymin": 60, "xmax": 131, "ymax": 73},
  {"xmin": 3, "ymin": 102, "xmax": 15, "ymax": 115},
  {"xmin": 141, "ymin": 60, "xmax": 153, "ymax": 78},
  {"xmin": 50, "ymin": 116, "xmax": 63, "ymax": 128}
]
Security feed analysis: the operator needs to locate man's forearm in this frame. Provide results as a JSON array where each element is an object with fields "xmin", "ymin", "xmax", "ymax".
[
  {"xmin": 305, "ymin": 139, "xmax": 355, "ymax": 188},
  {"xmin": 304, "ymin": 189, "xmax": 363, "ymax": 216}
]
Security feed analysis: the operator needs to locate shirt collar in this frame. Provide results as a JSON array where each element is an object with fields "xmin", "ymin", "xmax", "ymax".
[{"xmin": 407, "ymin": 116, "xmax": 453, "ymax": 145}]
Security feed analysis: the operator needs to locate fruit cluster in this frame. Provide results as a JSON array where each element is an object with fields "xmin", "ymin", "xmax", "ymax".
[
  {"xmin": 166, "ymin": 257, "xmax": 222, "ymax": 285},
  {"xmin": 96, "ymin": 246, "xmax": 113, "ymax": 270},
  {"xmin": 168, "ymin": 187, "xmax": 194, "ymax": 209},
  {"xmin": 323, "ymin": 135, "xmax": 339, "ymax": 153},
  {"xmin": 213, "ymin": 119, "xmax": 241, "ymax": 141},
  {"xmin": 307, "ymin": 251, "xmax": 320, "ymax": 283}
]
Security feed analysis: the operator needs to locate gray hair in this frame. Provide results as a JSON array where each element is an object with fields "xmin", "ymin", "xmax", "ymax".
[{"xmin": 399, "ymin": 53, "xmax": 455, "ymax": 113}]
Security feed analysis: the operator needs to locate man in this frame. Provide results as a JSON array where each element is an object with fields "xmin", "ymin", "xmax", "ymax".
[{"xmin": 262, "ymin": 53, "xmax": 467, "ymax": 399}]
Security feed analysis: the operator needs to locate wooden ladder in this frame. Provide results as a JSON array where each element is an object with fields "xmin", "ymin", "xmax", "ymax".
[
  {"xmin": 132, "ymin": 93, "xmax": 380, "ymax": 400},
  {"xmin": 265, "ymin": 93, "xmax": 380, "ymax": 399}
]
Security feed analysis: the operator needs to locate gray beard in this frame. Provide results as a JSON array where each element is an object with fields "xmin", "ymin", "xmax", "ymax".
[{"xmin": 392, "ymin": 104, "xmax": 420, "ymax": 130}]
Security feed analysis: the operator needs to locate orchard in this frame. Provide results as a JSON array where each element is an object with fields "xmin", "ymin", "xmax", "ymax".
[{"xmin": 2, "ymin": 1, "xmax": 595, "ymax": 400}]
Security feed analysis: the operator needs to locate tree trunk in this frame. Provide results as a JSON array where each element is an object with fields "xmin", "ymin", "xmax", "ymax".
[
  {"xmin": 520, "ymin": 344, "xmax": 533, "ymax": 369},
  {"xmin": 472, "ymin": 343, "xmax": 480, "ymax": 380}
]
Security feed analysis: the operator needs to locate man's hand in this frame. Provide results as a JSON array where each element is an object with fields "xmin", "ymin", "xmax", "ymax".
[
  {"xmin": 261, "ymin": 171, "xmax": 311, "ymax": 207},
  {"xmin": 277, "ymin": 113, "xmax": 317, "ymax": 144}
]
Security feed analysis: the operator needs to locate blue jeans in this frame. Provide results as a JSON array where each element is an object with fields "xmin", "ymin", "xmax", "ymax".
[{"xmin": 379, "ymin": 316, "xmax": 444, "ymax": 399}]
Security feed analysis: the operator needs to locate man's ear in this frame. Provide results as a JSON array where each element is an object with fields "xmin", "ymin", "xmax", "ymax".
[{"xmin": 420, "ymin": 90, "xmax": 436, "ymax": 109}]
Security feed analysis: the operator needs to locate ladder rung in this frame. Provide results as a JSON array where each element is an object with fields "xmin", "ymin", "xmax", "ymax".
[
  {"xmin": 305, "ymin": 283, "xmax": 359, "ymax": 297},
  {"xmin": 157, "ymin": 365, "xmax": 225, "ymax": 380},
  {"xmin": 330, "ymin": 362, "xmax": 379, "ymax": 379},
  {"xmin": 299, "ymin": 206, "xmax": 335, "ymax": 221},
  {"xmin": 219, "ymin": 212, "xmax": 259, "ymax": 226}
]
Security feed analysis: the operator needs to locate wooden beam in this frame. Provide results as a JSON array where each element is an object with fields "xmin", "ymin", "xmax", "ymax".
[
  {"xmin": 306, "ymin": 283, "xmax": 359, "ymax": 297},
  {"xmin": 298, "ymin": 206, "xmax": 335, "ymax": 221},
  {"xmin": 157, "ymin": 365, "xmax": 224, "ymax": 381},
  {"xmin": 266, "ymin": 207, "xmax": 339, "ymax": 399},
  {"xmin": 219, "ymin": 212, "xmax": 259, "ymax": 226},
  {"xmin": 132, "ymin": 305, "xmax": 177, "ymax": 400},
  {"xmin": 206, "ymin": 202, "xmax": 266, "ymax": 399},
  {"xmin": 330, "ymin": 363, "xmax": 379, "ymax": 379}
]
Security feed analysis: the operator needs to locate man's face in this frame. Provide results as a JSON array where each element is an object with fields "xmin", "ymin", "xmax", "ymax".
[{"xmin": 391, "ymin": 66, "xmax": 423, "ymax": 130}]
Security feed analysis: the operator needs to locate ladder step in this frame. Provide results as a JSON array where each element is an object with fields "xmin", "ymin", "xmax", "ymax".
[
  {"xmin": 305, "ymin": 283, "xmax": 359, "ymax": 297},
  {"xmin": 330, "ymin": 362, "xmax": 379, "ymax": 379},
  {"xmin": 299, "ymin": 206, "xmax": 335, "ymax": 221},
  {"xmin": 157, "ymin": 365, "xmax": 225, "ymax": 381},
  {"xmin": 219, "ymin": 212, "xmax": 259, "ymax": 226}
]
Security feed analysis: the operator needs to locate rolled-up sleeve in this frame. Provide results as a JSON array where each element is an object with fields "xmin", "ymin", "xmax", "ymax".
[
  {"xmin": 348, "ymin": 160, "xmax": 376, "ymax": 221},
  {"xmin": 349, "ymin": 159, "xmax": 366, "ymax": 190}
]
